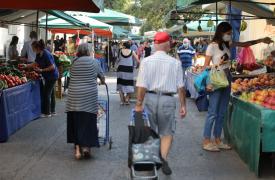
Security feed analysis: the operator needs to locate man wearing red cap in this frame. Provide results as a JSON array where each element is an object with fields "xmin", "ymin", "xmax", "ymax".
[{"xmin": 135, "ymin": 32, "xmax": 187, "ymax": 175}]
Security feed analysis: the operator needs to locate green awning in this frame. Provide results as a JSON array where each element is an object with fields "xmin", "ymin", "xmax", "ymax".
[
  {"xmin": 66, "ymin": 9, "xmax": 142, "ymax": 26},
  {"xmin": 176, "ymin": 0, "xmax": 207, "ymax": 9},
  {"xmin": 40, "ymin": 11, "xmax": 112, "ymax": 30},
  {"xmin": 167, "ymin": 15, "xmax": 222, "ymax": 33},
  {"xmin": 69, "ymin": 15, "xmax": 112, "ymax": 30},
  {"xmin": 129, "ymin": 34, "xmax": 143, "ymax": 40},
  {"xmin": 40, "ymin": 18, "xmax": 84, "ymax": 29},
  {"xmin": 45, "ymin": 10, "xmax": 86, "ymax": 27},
  {"xmin": 40, "ymin": 15, "xmax": 112, "ymax": 30},
  {"xmin": 113, "ymin": 26, "xmax": 129, "ymax": 37},
  {"xmin": 187, "ymin": 16, "xmax": 222, "ymax": 31},
  {"xmin": 176, "ymin": 0, "xmax": 275, "ymax": 25}
]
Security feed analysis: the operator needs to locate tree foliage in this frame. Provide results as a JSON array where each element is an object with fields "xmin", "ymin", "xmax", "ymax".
[
  {"xmin": 104, "ymin": 0, "xmax": 132, "ymax": 12},
  {"xmin": 127, "ymin": 0, "xmax": 176, "ymax": 31},
  {"xmin": 105, "ymin": 0, "xmax": 203, "ymax": 35}
]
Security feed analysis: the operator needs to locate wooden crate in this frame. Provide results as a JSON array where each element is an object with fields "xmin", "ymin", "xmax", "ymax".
[
  {"xmin": 55, "ymin": 66, "xmax": 63, "ymax": 99},
  {"xmin": 55, "ymin": 78, "xmax": 62, "ymax": 99}
]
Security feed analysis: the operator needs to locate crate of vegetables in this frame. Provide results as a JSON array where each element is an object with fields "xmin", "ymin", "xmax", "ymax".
[{"xmin": 0, "ymin": 74, "xmax": 27, "ymax": 89}]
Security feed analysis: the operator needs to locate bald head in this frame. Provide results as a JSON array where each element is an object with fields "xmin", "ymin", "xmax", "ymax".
[{"xmin": 154, "ymin": 41, "xmax": 170, "ymax": 52}]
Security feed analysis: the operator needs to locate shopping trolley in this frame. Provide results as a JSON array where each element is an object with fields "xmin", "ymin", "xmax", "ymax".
[
  {"xmin": 128, "ymin": 110, "xmax": 162, "ymax": 180},
  {"xmin": 97, "ymin": 83, "xmax": 112, "ymax": 149}
]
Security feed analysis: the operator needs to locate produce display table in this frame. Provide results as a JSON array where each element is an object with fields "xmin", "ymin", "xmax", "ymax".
[
  {"xmin": 0, "ymin": 81, "xmax": 41, "ymax": 142},
  {"xmin": 224, "ymin": 96, "xmax": 275, "ymax": 176},
  {"xmin": 185, "ymin": 70, "xmax": 200, "ymax": 99}
]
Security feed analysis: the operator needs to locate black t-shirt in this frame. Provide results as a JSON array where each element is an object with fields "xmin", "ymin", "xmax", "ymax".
[
  {"xmin": 144, "ymin": 46, "xmax": 151, "ymax": 57},
  {"xmin": 54, "ymin": 40, "xmax": 63, "ymax": 52}
]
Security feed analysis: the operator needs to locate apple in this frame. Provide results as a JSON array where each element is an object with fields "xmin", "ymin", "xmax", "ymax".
[{"xmin": 257, "ymin": 96, "xmax": 265, "ymax": 102}]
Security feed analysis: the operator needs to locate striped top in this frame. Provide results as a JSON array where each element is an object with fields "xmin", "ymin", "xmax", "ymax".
[
  {"xmin": 66, "ymin": 56, "xmax": 103, "ymax": 114},
  {"xmin": 116, "ymin": 50, "xmax": 134, "ymax": 93},
  {"xmin": 136, "ymin": 51, "xmax": 184, "ymax": 93},
  {"xmin": 177, "ymin": 45, "xmax": 196, "ymax": 68}
]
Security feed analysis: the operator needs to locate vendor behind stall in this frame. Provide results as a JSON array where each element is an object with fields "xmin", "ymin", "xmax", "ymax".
[
  {"xmin": 66, "ymin": 37, "xmax": 76, "ymax": 56},
  {"xmin": 22, "ymin": 40, "xmax": 59, "ymax": 118},
  {"xmin": 8, "ymin": 36, "xmax": 19, "ymax": 60},
  {"xmin": 20, "ymin": 31, "xmax": 37, "ymax": 63}
]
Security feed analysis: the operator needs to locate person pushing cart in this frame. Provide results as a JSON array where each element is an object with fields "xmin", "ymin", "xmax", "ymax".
[{"xmin": 135, "ymin": 32, "xmax": 187, "ymax": 176}]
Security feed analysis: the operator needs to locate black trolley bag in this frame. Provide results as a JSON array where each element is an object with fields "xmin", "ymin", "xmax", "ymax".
[{"xmin": 128, "ymin": 110, "xmax": 162, "ymax": 180}]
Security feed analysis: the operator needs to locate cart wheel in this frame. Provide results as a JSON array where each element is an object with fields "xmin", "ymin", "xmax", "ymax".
[{"xmin": 108, "ymin": 137, "xmax": 113, "ymax": 150}]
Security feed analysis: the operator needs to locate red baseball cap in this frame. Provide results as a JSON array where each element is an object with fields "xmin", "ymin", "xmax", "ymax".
[{"xmin": 154, "ymin": 32, "xmax": 171, "ymax": 44}]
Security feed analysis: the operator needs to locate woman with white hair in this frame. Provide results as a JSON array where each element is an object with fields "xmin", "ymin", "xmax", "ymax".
[{"xmin": 66, "ymin": 43, "xmax": 105, "ymax": 160}]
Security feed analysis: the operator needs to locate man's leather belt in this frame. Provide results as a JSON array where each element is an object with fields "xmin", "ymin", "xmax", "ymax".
[{"xmin": 147, "ymin": 91, "xmax": 174, "ymax": 96}]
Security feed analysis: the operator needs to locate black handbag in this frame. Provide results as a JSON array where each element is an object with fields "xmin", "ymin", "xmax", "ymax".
[{"xmin": 195, "ymin": 94, "xmax": 209, "ymax": 112}]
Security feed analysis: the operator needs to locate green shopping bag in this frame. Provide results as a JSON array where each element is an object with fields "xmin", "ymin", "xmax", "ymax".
[{"xmin": 209, "ymin": 67, "xmax": 229, "ymax": 90}]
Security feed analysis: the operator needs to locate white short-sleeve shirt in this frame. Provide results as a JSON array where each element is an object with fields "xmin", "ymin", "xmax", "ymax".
[
  {"xmin": 136, "ymin": 51, "xmax": 184, "ymax": 93},
  {"xmin": 206, "ymin": 42, "xmax": 231, "ymax": 68}
]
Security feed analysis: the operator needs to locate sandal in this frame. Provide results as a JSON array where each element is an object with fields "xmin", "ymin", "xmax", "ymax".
[
  {"xmin": 120, "ymin": 102, "xmax": 125, "ymax": 105},
  {"xmin": 82, "ymin": 147, "xmax": 91, "ymax": 159},
  {"xmin": 74, "ymin": 145, "xmax": 82, "ymax": 160},
  {"xmin": 202, "ymin": 143, "xmax": 220, "ymax": 152},
  {"xmin": 215, "ymin": 142, "xmax": 232, "ymax": 150},
  {"xmin": 74, "ymin": 150, "xmax": 82, "ymax": 160}
]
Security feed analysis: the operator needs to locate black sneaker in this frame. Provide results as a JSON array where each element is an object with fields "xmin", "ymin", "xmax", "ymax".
[{"xmin": 162, "ymin": 160, "xmax": 172, "ymax": 175}]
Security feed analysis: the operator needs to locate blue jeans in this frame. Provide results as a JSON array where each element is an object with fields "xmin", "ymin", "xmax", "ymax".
[
  {"xmin": 41, "ymin": 79, "xmax": 56, "ymax": 115},
  {"xmin": 203, "ymin": 86, "xmax": 231, "ymax": 139}
]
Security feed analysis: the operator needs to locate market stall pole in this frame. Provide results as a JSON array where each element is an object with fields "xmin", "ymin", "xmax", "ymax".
[
  {"xmin": 45, "ymin": 13, "xmax": 48, "ymax": 41},
  {"xmin": 36, "ymin": 10, "xmax": 39, "ymax": 33},
  {"xmin": 91, "ymin": 29, "xmax": 95, "ymax": 59},
  {"xmin": 108, "ymin": 37, "xmax": 110, "ymax": 70},
  {"xmin": 56, "ymin": 67, "xmax": 63, "ymax": 99},
  {"xmin": 215, "ymin": 1, "xmax": 218, "ymax": 27}
]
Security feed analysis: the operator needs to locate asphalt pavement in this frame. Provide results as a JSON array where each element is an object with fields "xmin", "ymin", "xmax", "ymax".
[{"xmin": 0, "ymin": 73, "xmax": 274, "ymax": 180}]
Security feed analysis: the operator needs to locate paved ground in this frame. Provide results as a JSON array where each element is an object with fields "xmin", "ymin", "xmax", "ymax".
[{"xmin": 0, "ymin": 74, "xmax": 274, "ymax": 180}]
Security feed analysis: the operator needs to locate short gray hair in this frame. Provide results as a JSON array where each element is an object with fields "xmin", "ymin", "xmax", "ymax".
[{"xmin": 77, "ymin": 43, "xmax": 92, "ymax": 57}]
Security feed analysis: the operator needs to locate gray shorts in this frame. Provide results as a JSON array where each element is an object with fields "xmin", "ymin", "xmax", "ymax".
[{"xmin": 144, "ymin": 93, "xmax": 177, "ymax": 136}]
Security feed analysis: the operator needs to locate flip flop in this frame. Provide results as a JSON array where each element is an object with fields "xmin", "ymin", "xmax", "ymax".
[
  {"xmin": 215, "ymin": 142, "xmax": 232, "ymax": 150},
  {"xmin": 203, "ymin": 143, "xmax": 220, "ymax": 152}
]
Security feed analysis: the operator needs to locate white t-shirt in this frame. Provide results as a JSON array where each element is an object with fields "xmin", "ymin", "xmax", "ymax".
[
  {"xmin": 21, "ymin": 39, "xmax": 36, "ymax": 63},
  {"xmin": 206, "ymin": 42, "xmax": 231, "ymax": 69}
]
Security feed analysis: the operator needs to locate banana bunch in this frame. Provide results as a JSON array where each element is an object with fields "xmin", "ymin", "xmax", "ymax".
[
  {"xmin": 207, "ymin": 19, "xmax": 214, "ymax": 27},
  {"xmin": 240, "ymin": 20, "xmax": 247, "ymax": 32},
  {"xmin": 197, "ymin": 20, "xmax": 203, "ymax": 32},
  {"xmin": 197, "ymin": 25, "xmax": 202, "ymax": 32},
  {"xmin": 183, "ymin": 24, "xmax": 188, "ymax": 34}
]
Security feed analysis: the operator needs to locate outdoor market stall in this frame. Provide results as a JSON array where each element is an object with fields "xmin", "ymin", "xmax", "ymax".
[
  {"xmin": 0, "ymin": 0, "xmax": 103, "ymax": 143},
  {"xmin": 0, "ymin": 81, "xmax": 41, "ymax": 142},
  {"xmin": 0, "ymin": 65, "xmax": 41, "ymax": 142},
  {"xmin": 40, "ymin": 14, "xmax": 113, "ymax": 97},
  {"xmin": 224, "ymin": 94, "xmax": 275, "ymax": 176},
  {"xmin": 173, "ymin": 0, "xmax": 275, "ymax": 176}
]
